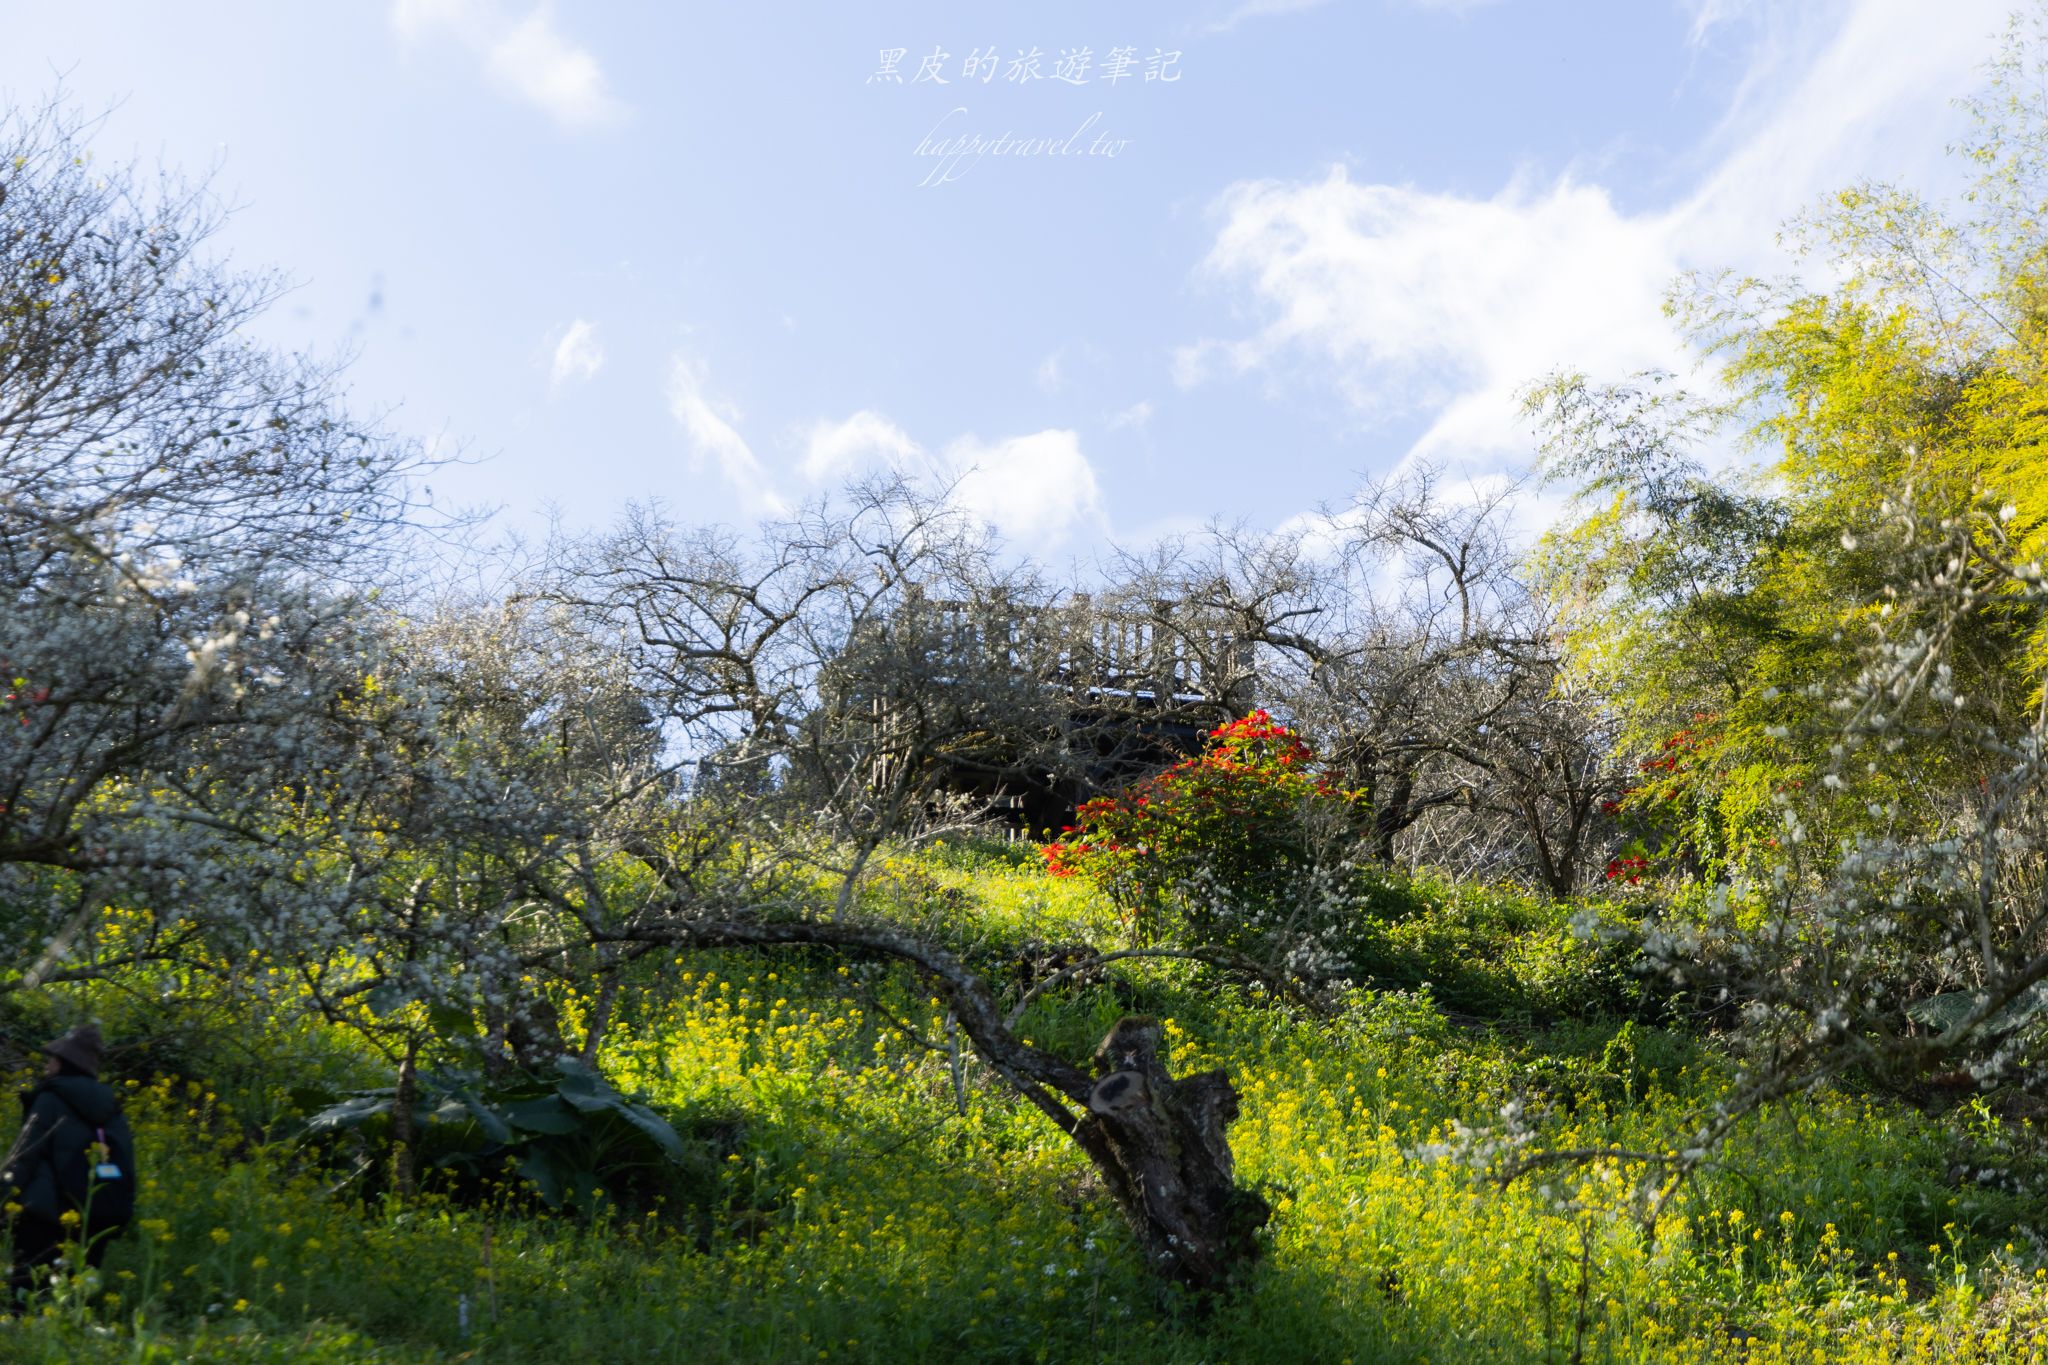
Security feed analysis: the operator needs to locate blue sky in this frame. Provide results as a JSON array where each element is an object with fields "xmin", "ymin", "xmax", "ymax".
[{"xmin": 1, "ymin": 0, "xmax": 2017, "ymax": 557}]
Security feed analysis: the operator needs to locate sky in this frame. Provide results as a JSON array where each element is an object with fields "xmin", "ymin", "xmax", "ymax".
[{"xmin": 0, "ymin": 0, "xmax": 2021, "ymax": 562}]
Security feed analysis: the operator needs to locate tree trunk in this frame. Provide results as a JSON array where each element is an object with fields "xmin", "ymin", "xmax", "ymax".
[
  {"xmin": 1523, "ymin": 797, "xmax": 1568, "ymax": 899},
  {"xmin": 390, "ymin": 1041, "xmax": 420, "ymax": 1204},
  {"xmin": 1074, "ymin": 1017, "xmax": 1270, "ymax": 1292},
  {"xmin": 578, "ymin": 971, "xmax": 624, "ymax": 1066},
  {"xmin": 1372, "ymin": 771, "xmax": 1413, "ymax": 863}
]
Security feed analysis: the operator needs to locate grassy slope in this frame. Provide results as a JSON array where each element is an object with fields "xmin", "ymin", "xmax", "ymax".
[{"xmin": 5, "ymin": 846, "xmax": 2047, "ymax": 1363}]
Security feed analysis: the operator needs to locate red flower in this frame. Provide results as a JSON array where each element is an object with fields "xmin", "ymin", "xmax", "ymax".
[{"xmin": 1603, "ymin": 854, "xmax": 1650, "ymax": 885}]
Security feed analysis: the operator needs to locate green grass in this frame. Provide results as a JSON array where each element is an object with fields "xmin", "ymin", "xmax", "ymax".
[{"xmin": 6, "ymin": 847, "xmax": 2048, "ymax": 1362}]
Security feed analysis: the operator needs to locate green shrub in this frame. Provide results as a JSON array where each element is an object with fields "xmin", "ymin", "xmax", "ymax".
[{"xmin": 292, "ymin": 1058, "xmax": 735, "ymax": 1226}]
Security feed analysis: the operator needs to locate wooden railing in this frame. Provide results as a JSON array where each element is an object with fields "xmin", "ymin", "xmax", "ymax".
[{"xmin": 896, "ymin": 592, "xmax": 1252, "ymax": 706}]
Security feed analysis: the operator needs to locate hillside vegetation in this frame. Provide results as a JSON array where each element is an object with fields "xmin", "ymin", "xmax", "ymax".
[
  {"xmin": 13, "ymin": 14, "xmax": 2048, "ymax": 1364},
  {"xmin": 8, "ymin": 846, "xmax": 2048, "ymax": 1363}
]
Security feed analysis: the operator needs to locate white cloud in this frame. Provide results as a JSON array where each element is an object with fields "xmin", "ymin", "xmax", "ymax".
[
  {"xmin": 1179, "ymin": 0, "xmax": 2008, "ymax": 475},
  {"xmin": 1180, "ymin": 169, "xmax": 1681, "ymax": 463},
  {"xmin": 549, "ymin": 319, "xmax": 604, "ymax": 388},
  {"xmin": 665, "ymin": 358, "xmax": 785, "ymax": 516},
  {"xmin": 1682, "ymin": 0, "xmax": 1760, "ymax": 47},
  {"xmin": 1681, "ymin": 0, "xmax": 1994, "ymax": 251},
  {"xmin": 650, "ymin": 386, "xmax": 1105, "ymax": 542},
  {"xmin": 1035, "ymin": 350, "xmax": 1065, "ymax": 394},
  {"xmin": 801, "ymin": 410, "xmax": 925, "ymax": 483},
  {"xmin": 798, "ymin": 411, "xmax": 1105, "ymax": 545},
  {"xmin": 944, "ymin": 431, "xmax": 1104, "ymax": 546},
  {"xmin": 1107, "ymin": 400, "xmax": 1154, "ymax": 432},
  {"xmin": 391, "ymin": 0, "xmax": 624, "ymax": 129}
]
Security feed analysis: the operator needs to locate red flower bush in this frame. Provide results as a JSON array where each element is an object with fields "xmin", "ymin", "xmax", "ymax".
[
  {"xmin": 1600, "ymin": 713, "xmax": 1724, "ymax": 884},
  {"xmin": 1042, "ymin": 710, "xmax": 1362, "ymax": 946}
]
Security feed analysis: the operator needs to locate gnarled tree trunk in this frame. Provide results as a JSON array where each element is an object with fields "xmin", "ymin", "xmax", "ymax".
[{"xmin": 1076, "ymin": 1017, "xmax": 1269, "ymax": 1291}]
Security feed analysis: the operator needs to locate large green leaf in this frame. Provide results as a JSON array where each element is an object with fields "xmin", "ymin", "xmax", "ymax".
[
  {"xmin": 552, "ymin": 1059, "xmax": 610, "ymax": 1110},
  {"xmin": 551, "ymin": 1060, "xmax": 688, "ymax": 1162},
  {"xmin": 607, "ymin": 1100, "xmax": 689, "ymax": 1164},
  {"xmin": 293, "ymin": 1059, "xmax": 705, "ymax": 1208},
  {"xmin": 503, "ymin": 1094, "xmax": 582, "ymax": 1136},
  {"xmin": 516, "ymin": 1149, "xmax": 563, "ymax": 1207}
]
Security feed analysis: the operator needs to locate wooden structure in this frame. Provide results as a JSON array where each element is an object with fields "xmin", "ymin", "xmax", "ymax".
[{"xmin": 871, "ymin": 593, "xmax": 1258, "ymax": 835}]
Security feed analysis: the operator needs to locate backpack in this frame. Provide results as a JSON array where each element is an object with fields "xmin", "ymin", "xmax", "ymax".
[{"xmin": 46, "ymin": 1091, "xmax": 136, "ymax": 1230}]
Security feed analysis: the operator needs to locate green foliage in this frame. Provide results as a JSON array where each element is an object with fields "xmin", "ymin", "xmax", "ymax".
[
  {"xmin": 1341, "ymin": 874, "xmax": 1646, "ymax": 1021},
  {"xmin": 6, "ymin": 856, "xmax": 2048, "ymax": 1363},
  {"xmin": 293, "ymin": 1058, "xmax": 726, "ymax": 1222}
]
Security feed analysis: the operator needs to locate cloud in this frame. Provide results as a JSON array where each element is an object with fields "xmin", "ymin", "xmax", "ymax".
[
  {"xmin": 799, "ymin": 411, "xmax": 1105, "ymax": 545},
  {"xmin": 391, "ymin": 0, "xmax": 624, "ymax": 129},
  {"xmin": 665, "ymin": 358, "xmax": 785, "ymax": 516},
  {"xmin": 1682, "ymin": 0, "xmax": 1761, "ymax": 47},
  {"xmin": 943, "ymin": 430, "xmax": 1105, "ymax": 545},
  {"xmin": 1178, "ymin": 0, "xmax": 2009, "ymax": 473},
  {"xmin": 1179, "ymin": 170, "xmax": 1682, "ymax": 463},
  {"xmin": 1035, "ymin": 350, "xmax": 1065, "ymax": 394},
  {"xmin": 549, "ymin": 319, "xmax": 604, "ymax": 388},
  {"xmin": 651, "ymin": 389, "xmax": 1105, "ymax": 542},
  {"xmin": 1681, "ymin": 0, "xmax": 1996, "ymax": 250},
  {"xmin": 801, "ymin": 410, "xmax": 925, "ymax": 483},
  {"xmin": 1107, "ymin": 400, "xmax": 1154, "ymax": 432}
]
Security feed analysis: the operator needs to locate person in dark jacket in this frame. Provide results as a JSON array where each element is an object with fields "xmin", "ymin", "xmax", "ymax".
[{"xmin": 3, "ymin": 1025, "xmax": 136, "ymax": 1314}]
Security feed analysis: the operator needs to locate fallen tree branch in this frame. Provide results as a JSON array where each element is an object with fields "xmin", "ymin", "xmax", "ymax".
[{"xmin": 593, "ymin": 910, "xmax": 1270, "ymax": 1291}]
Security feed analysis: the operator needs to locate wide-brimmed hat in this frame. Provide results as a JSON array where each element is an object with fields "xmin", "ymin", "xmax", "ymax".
[{"xmin": 42, "ymin": 1024, "xmax": 103, "ymax": 1078}]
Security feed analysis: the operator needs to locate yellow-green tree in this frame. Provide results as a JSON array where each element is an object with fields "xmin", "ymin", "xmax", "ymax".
[{"xmin": 1528, "ymin": 15, "xmax": 2048, "ymax": 881}]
